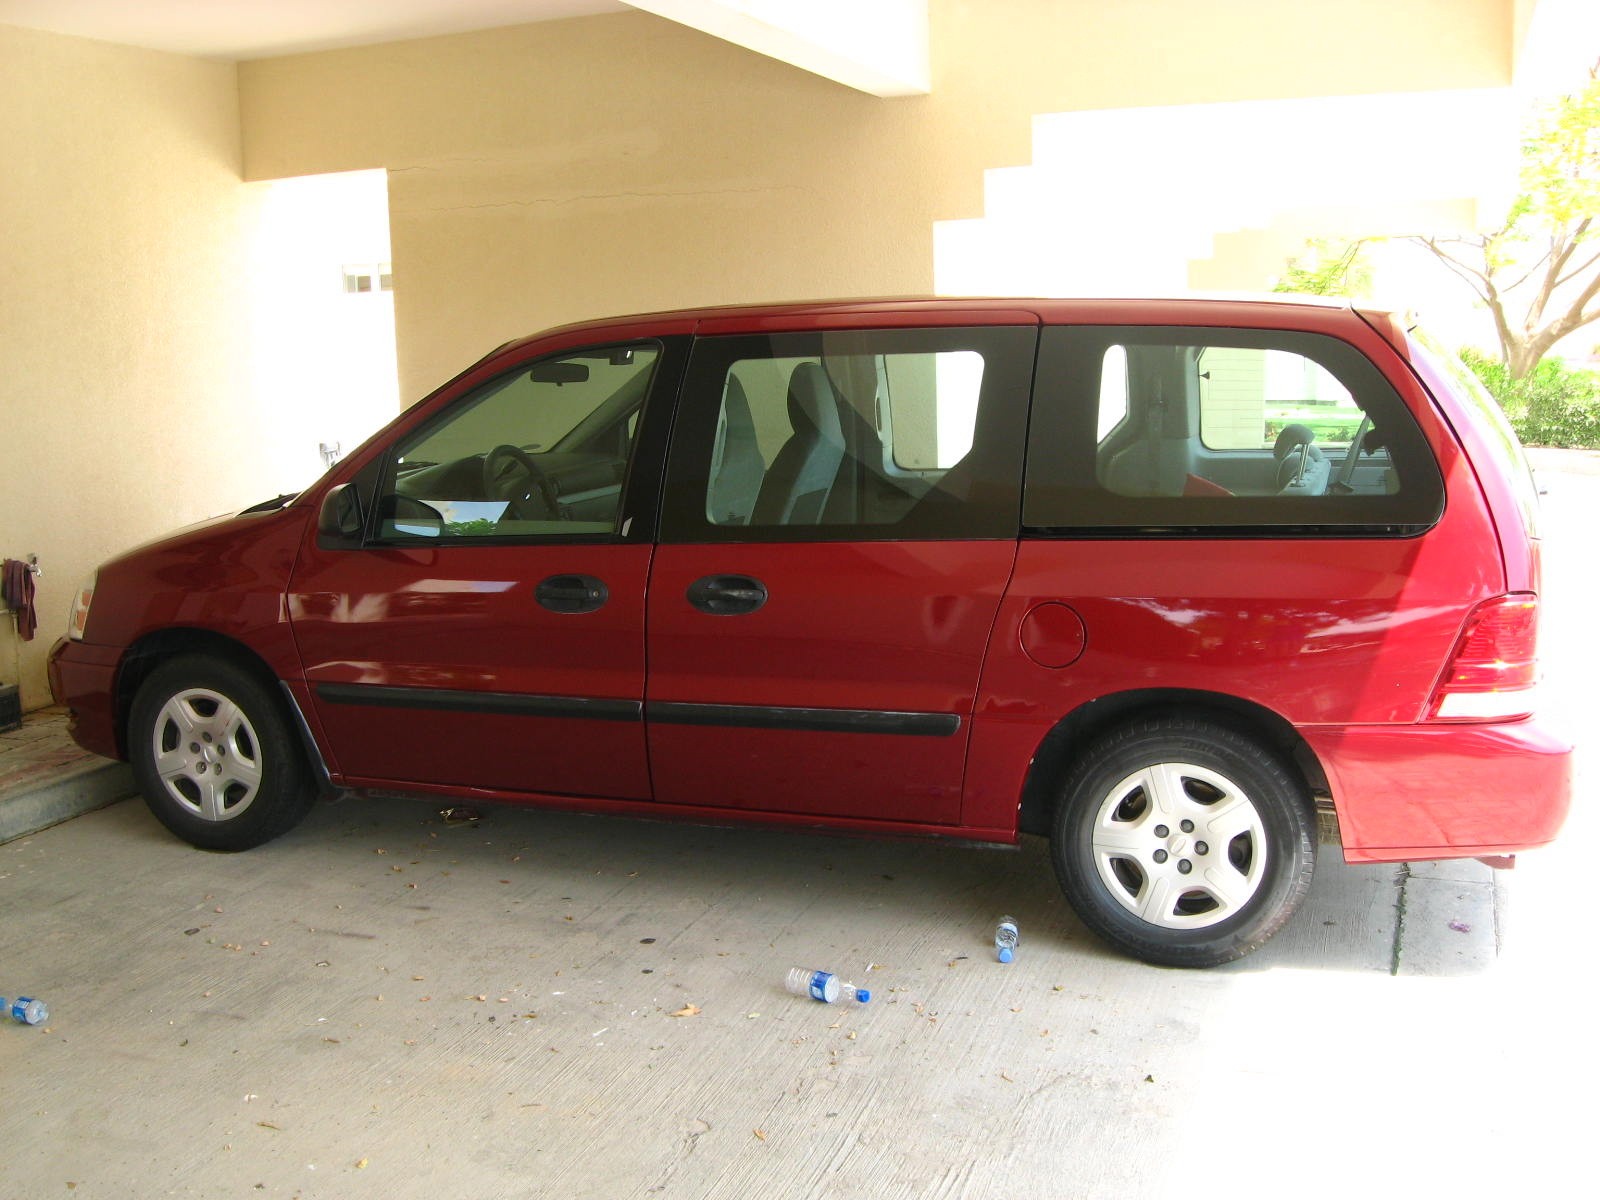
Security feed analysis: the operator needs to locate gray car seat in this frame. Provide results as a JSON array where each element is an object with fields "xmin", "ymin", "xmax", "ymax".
[
  {"xmin": 751, "ymin": 362, "xmax": 846, "ymax": 525},
  {"xmin": 707, "ymin": 375, "xmax": 765, "ymax": 525}
]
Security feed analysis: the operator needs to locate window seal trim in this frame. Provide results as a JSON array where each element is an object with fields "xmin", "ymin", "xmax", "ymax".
[
  {"xmin": 363, "ymin": 530, "xmax": 634, "ymax": 550},
  {"xmin": 1021, "ymin": 522, "xmax": 1436, "ymax": 540}
]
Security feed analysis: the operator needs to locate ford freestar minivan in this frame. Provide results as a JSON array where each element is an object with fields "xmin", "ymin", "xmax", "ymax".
[{"xmin": 49, "ymin": 297, "xmax": 1572, "ymax": 966}]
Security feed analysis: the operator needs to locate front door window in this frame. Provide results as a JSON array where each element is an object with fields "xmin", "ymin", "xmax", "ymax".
[{"xmin": 376, "ymin": 344, "xmax": 659, "ymax": 541}]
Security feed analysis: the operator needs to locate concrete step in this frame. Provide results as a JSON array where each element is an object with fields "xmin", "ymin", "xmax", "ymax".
[{"xmin": 0, "ymin": 705, "xmax": 134, "ymax": 843}]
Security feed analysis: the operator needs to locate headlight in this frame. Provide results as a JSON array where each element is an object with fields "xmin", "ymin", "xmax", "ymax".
[{"xmin": 67, "ymin": 572, "xmax": 96, "ymax": 641}]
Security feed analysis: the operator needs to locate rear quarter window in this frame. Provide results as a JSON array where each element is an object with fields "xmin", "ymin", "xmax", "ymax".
[{"xmin": 1023, "ymin": 326, "xmax": 1445, "ymax": 536}]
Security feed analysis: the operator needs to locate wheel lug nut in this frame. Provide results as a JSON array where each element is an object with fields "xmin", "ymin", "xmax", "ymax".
[
  {"xmin": 1196, "ymin": 841, "xmax": 1209, "ymax": 855},
  {"xmin": 190, "ymin": 743, "xmax": 200, "ymax": 753},
  {"xmin": 202, "ymin": 733, "xmax": 213, "ymax": 743},
  {"xmin": 1154, "ymin": 825, "xmax": 1169, "ymax": 838},
  {"xmin": 1180, "ymin": 820, "xmax": 1194, "ymax": 833},
  {"xmin": 1153, "ymin": 849, "xmax": 1169, "ymax": 864},
  {"xmin": 1178, "ymin": 859, "xmax": 1192, "ymax": 874}
]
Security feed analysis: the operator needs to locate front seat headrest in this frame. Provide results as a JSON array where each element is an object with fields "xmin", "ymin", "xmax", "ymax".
[{"xmin": 1273, "ymin": 423, "xmax": 1317, "ymax": 464}]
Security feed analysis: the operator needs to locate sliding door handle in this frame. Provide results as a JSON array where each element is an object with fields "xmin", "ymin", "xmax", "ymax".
[{"xmin": 686, "ymin": 574, "xmax": 768, "ymax": 616}]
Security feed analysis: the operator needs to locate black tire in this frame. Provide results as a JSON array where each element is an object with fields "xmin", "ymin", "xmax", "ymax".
[
  {"xmin": 129, "ymin": 655, "xmax": 315, "ymax": 851},
  {"xmin": 1050, "ymin": 715, "xmax": 1316, "ymax": 968}
]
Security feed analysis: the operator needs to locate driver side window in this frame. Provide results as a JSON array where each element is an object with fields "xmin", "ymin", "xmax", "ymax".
[{"xmin": 376, "ymin": 343, "xmax": 659, "ymax": 542}]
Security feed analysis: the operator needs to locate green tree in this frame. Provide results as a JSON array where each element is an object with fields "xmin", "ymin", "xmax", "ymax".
[
  {"xmin": 1272, "ymin": 237, "xmax": 1372, "ymax": 298},
  {"xmin": 1410, "ymin": 65, "xmax": 1600, "ymax": 379},
  {"xmin": 1461, "ymin": 347, "xmax": 1600, "ymax": 447}
]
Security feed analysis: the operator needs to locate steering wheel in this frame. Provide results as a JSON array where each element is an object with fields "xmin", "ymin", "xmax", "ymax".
[{"xmin": 482, "ymin": 444, "xmax": 559, "ymax": 521}]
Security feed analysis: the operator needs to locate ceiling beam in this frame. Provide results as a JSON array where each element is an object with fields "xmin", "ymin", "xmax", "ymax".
[{"xmin": 623, "ymin": 0, "xmax": 929, "ymax": 97}]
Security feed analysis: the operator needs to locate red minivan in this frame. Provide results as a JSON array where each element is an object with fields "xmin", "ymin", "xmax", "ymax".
[{"xmin": 49, "ymin": 298, "xmax": 1571, "ymax": 966}]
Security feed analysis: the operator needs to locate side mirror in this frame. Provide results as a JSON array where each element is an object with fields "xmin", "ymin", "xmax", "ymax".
[
  {"xmin": 384, "ymin": 495, "xmax": 445, "ymax": 538},
  {"xmin": 317, "ymin": 483, "xmax": 364, "ymax": 543}
]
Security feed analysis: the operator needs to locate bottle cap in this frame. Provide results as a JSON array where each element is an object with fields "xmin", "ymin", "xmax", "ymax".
[
  {"xmin": 856, "ymin": 989, "xmax": 871, "ymax": 1003},
  {"xmin": 998, "ymin": 947, "xmax": 1014, "ymax": 963}
]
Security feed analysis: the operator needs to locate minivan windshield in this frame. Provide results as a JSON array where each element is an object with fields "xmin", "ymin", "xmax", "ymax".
[{"xmin": 1407, "ymin": 327, "xmax": 1541, "ymax": 539}]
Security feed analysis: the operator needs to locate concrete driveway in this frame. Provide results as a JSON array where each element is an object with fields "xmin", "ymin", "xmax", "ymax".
[{"xmin": 1, "ymin": 452, "xmax": 1592, "ymax": 1200}]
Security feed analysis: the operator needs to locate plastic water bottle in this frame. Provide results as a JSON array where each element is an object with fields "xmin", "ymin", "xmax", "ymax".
[
  {"xmin": 994, "ymin": 916, "xmax": 1019, "ymax": 963},
  {"xmin": 784, "ymin": 967, "xmax": 871, "ymax": 1004},
  {"xmin": 1, "ymin": 996, "xmax": 48, "ymax": 1025}
]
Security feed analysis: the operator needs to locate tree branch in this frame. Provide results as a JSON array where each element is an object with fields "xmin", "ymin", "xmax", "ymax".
[
  {"xmin": 1552, "ymin": 246, "xmax": 1600, "ymax": 291},
  {"xmin": 1412, "ymin": 237, "xmax": 1494, "ymax": 300},
  {"xmin": 1500, "ymin": 248, "xmax": 1557, "ymax": 294}
]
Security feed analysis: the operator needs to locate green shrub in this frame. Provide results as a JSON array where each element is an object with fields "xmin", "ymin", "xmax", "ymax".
[{"xmin": 1460, "ymin": 348, "xmax": 1600, "ymax": 448}]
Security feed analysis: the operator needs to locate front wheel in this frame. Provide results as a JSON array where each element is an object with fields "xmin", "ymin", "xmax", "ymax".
[
  {"xmin": 1050, "ymin": 715, "xmax": 1316, "ymax": 968},
  {"xmin": 129, "ymin": 655, "xmax": 314, "ymax": 851}
]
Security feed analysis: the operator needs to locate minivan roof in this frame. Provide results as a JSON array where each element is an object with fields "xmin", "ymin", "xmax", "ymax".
[{"xmin": 499, "ymin": 294, "xmax": 1378, "ymax": 357}]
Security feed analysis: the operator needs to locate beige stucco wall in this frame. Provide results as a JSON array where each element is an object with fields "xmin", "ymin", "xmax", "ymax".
[
  {"xmin": 238, "ymin": 0, "xmax": 1515, "ymax": 405},
  {"xmin": 0, "ymin": 24, "xmax": 264, "ymax": 707}
]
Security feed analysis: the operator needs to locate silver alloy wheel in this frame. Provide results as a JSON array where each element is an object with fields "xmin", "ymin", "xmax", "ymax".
[
  {"xmin": 150, "ymin": 687, "xmax": 264, "ymax": 822},
  {"xmin": 1091, "ymin": 761, "xmax": 1268, "ymax": 929}
]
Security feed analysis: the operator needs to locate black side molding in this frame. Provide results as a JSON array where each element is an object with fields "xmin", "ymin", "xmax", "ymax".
[
  {"xmin": 648, "ymin": 701, "xmax": 960, "ymax": 737},
  {"xmin": 314, "ymin": 683, "xmax": 641, "ymax": 723},
  {"xmin": 313, "ymin": 684, "xmax": 961, "ymax": 738}
]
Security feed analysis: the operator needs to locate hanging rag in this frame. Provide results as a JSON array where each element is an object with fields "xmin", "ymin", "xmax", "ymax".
[{"xmin": 2, "ymin": 558, "xmax": 37, "ymax": 642}]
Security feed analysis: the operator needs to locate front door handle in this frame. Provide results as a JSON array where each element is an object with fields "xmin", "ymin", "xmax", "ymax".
[
  {"xmin": 687, "ymin": 574, "xmax": 768, "ymax": 616},
  {"xmin": 536, "ymin": 574, "xmax": 608, "ymax": 614}
]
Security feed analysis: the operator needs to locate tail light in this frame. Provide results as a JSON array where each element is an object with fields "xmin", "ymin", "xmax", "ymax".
[{"xmin": 1428, "ymin": 594, "xmax": 1538, "ymax": 721}]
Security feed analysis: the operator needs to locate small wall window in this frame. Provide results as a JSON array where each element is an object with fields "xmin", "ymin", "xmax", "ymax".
[{"xmin": 343, "ymin": 263, "xmax": 394, "ymax": 294}]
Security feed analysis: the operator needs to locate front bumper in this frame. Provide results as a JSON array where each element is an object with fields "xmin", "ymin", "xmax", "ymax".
[
  {"xmin": 1304, "ymin": 719, "xmax": 1573, "ymax": 863},
  {"xmin": 47, "ymin": 637, "xmax": 124, "ymax": 762}
]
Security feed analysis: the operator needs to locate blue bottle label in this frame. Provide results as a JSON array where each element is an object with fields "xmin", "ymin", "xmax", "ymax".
[{"xmin": 807, "ymin": 971, "xmax": 830, "ymax": 1001}]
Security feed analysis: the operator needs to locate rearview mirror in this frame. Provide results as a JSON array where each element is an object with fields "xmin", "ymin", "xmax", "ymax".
[{"xmin": 528, "ymin": 361, "xmax": 590, "ymax": 385}]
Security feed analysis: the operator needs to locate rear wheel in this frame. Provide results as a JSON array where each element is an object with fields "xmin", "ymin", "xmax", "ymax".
[
  {"xmin": 129, "ymin": 655, "xmax": 314, "ymax": 851},
  {"xmin": 1050, "ymin": 715, "xmax": 1316, "ymax": 967}
]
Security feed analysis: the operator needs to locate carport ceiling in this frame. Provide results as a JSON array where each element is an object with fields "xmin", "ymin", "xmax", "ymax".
[
  {"xmin": 0, "ymin": 0, "xmax": 930, "ymax": 95},
  {"xmin": 0, "ymin": 1, "xmax": 629, "ymax": 59}
]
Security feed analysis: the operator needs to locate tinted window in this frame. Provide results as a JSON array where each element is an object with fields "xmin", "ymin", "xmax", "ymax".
[
  {"xmin": 661, "ymin": 326, "xmax": 1037, "ymax": 542},
  {"xmin": 1027, "ymin": 326, "xmax": 1444, "ymax": 535},
  {"xmin": 374, "ymin": 343, "xmax": 659, "ymax": 542}
]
